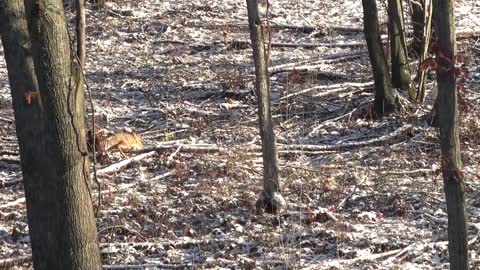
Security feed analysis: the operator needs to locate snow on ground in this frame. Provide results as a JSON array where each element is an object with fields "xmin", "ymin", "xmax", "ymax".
[{"xmin": 1, "ymin": 0, "xmax": 479, "ymax": 269}]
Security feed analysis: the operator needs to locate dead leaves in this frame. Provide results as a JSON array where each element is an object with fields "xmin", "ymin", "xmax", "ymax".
[
  {"xmin": 87, "ymin": 128, "xmax": 144, "ymax": 163},
  {"xmin": 23, "ymin": 91, "xmax": 39, "ymax": 105}
]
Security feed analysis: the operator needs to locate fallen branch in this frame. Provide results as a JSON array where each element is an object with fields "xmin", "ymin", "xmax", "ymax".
[
  {"xmin": 0, "ymin": 158, "xmax": 20, "ymax": 165},
  {"xmin": 0, "ymin": 179, "xmax": 23, "ymax": 189},
  {"xmin": 136, "ymin": 124, "xmax": 411, "ymax": 156},
  {"xmin": 269, "ymin": 50, "xmax": 368, "ymax": 74},
  {"xmin": 228, "ymin": 40, "xmax": 366, "ymax": 49},
  {"xmin": 183, "ymin": 22, "xmax": 363, "ymax": 34},
  {"xmin": 0, "ymin": 197, "xmax": 25, "ymax": 210},
  {"xmin": 456, "ymin": 30, "xmax": 480, "ymax": 39},
  {"xmin": 97, "ymin": 151, "xmax": 156, "ymax": 175},
  {"xmin": 0, "ymin": 117, "xmax": 13, "ymax": 123},
  {"xmin": 282, "ymin": 124, "xmax": 413, "ymax": 152},
  {"xmin": 0, "ymin": 150, "xmax": 20, "ymax": 156},
  {"xmin": 103, "ymin": 263, "xmax": 188, "ymax": 270},
  {"xmin": 279, "ymin": 81, "xmax": 373, "ymax": 102},
  {"xmin": 135, "ymin": 143, "xmax": 231, "ymax": 154},
  {"xmin": 307, "ymin": 97, "xmax": 373, "ymax": 137}
]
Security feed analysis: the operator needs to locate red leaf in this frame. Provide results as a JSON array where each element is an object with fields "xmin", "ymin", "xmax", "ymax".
[
  {"xmin": 436, "ymin": 50, "xmax": 452, "ymax": 64},
  {"xmin": 419, "ymin": 58, "xmax": 437, "ymax": 72}
]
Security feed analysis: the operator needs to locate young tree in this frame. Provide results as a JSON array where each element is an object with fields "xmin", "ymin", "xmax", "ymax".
[
  {"xmin": 245, "ymin": 0, "xmax": 285, "ymax": 214},
  {"xmin": 434, "ymin": 0, "xmax": 469, "ymax": 269},
  {"xmin": 413, "ymin": 0, "xmax": 433, "ymax": 103},
  {"xmin": 76, "ymin": 0, "xmax": 86, "ymax": 66},
  {"xmin": 410, "ymin": 0, "xmax": 425, "ymax": 58},
  {"xmin": 362, "ymin": 0, "xmax": 398, "ymax": 116},
  {"xmin": 387, "ymin": 0, "xmax": 411, "ymax": 93},
  {"xmin": 2, "ymin": 0, "xmax": 103, "ymax": 269}
]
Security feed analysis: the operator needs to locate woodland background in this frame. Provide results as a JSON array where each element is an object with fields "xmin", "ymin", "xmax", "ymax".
[{"xmin": 1, "ymin": 0, "xmax": 480, "ymax": 269}]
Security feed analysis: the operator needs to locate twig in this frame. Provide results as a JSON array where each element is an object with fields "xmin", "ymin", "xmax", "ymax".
[
  {"xmin": 97, "ymin": 151, "xmax": 156, "ymax": 175},
  {"xmin": 278, "ymin": 82, "xmax": 373, "ymax": 102},
  {"xmin": 307, "ymin": 97, "xmax": 373, "ymax": 137},
  {"xmin": 0, "ymin": 197, "xmax": 25, "ymax": 209},
  {"xmin": 0, "ymin": 255, "xmax": 32, "ymax": 268},
  {"xmin": 137, "ymin": 124, "xmax": 411, "ymax": 156},
  {"xmin": 269, "ymin": 50, "xmax": 368, "ymax": 74},
  {"xmin": 182, "ymin": 22, "xmax": 363, "ymax": 34},
  {"xmin": 0, "ymin": 158, "xmax": 20, "ymax": 165},
  {"xmin": 150, "ymin": 171, "xmax": 174, "ymax": 181},
  {"xmin": 0, "ymin": 179, "xmax": 23, "ymax": 189},
  {"xmin": 282, "ymin": 124, "xmax": 413, "ymax": 152},
  {"xmin": 166, "ymin": 144, "xmax": 183, "ymax": 167},
  {"xmin": 133, "ymin": 144, "xmax": 230, "ymax": 154},
  {"xmin": 0, "ymin": 116, "xmax": 13, "ymax": 123},
  {"xmin": 0, "ymin": 150, "xmax": 20, "ymax": 156},
  {"xmin": 337, "ymin": 172, "xmax": 369, "ymax": 210}
]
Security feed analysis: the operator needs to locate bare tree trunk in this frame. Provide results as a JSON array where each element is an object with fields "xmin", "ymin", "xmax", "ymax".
[
  {"xmin": 410, "ymin": 0, "xmax": 425, "ymax": 58},
  {"xmin": 388, "ymin": 0, "xmax": 411, "ymax": 93},
  {"xmin": 362, "ymin": 0, "xmax": 398, "ymax": 117},
  {"xmin": 434, "ymin": 0, "xmax": 469, "ymax": 269},
  {"xmin": 414, "ymin": 0, "xmax": 433, "ymax": 103},
  {"xmin": 76, "ymin": 0, "xmax": 86, "ymax": 66},
  {"xmin": 19, "ymin": 0, "xmax": 102, "ymax": 269},
  {"xmin": 245, "ymin": 0, "xmax": 285, "ymax": 214}
]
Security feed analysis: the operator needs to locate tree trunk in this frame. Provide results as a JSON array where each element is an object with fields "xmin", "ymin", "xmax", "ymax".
[
  {"xmin": 362, "ymin": 0, "xmax": 398, "ymax": 117},
  {"xmin": 434, "ymin": 0, "xmax": 469, "ymax": 269},
  {"xmin": 245, "ymin": 0, "xmax": 285, "ymax": 214},
  {"xmin": 415, "ymin": 0, "xmax": 433, "ymax": 103},
  {"xmin": 388, "ymin": 0, "xmax": 411, "ymax": 92},
  {"xmin": 410, "ymin": 0, "xmax": 425, "ymax": 58},
  {"xmin": 20, "ymin": 0, "xmax": 102, "ymax": 269},
  {"xmin": 76, "ymin": 0, "xmax": 86, "ymax": 66}
]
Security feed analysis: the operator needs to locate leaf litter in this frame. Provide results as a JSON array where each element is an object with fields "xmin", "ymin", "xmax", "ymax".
[{"xmin": 0, "ymin": 0, "xmax": 479, "ymax": 269}]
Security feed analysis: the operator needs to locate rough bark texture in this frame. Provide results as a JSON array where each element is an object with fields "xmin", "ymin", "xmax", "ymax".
[
  {"xmin": 388, "ymin": 0, "xmax": 411, "ymax": 92},
  {"xmin": 362, "ymin": 0, "xmax": 397, "ymax": 117},
  {"xmin": 434, "ymin": 0, "xmax": 469, "ymax": 269},
  {"xmin": 19, "ymin": 0, "xmax": 102, "ymax": 269},
  {"xmin": 245, "ymin": 0, "xmax": 285, "ymax": 214},
  {"xmin": 76, "ymin": 0, "xmax": 86, "ymax": 66}
]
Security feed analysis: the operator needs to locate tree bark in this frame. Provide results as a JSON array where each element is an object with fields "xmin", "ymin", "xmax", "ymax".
[
  {"xmin": 76, "ymin": 0, "xmax": 86, "ymax": 66},
  {"xmin": 245, "ymin": 0, "xmax": 285, "ymax": 214},
  {"xmin": 362, "ymin": 0, "xmax": 398, "ymax": 117},
  {"xmin": 410, "ymin": 0, "xmax": 425, "ymax": 58},
  {"xmin": 434, "ymin": 0, "xmax": 469, "ymax": 269},
  {"xmin": 388, "ymin": 0, "xmax": 411, "ymax": 92},
  {"xmin": 19, "ymin": 0, "xmax": 102, "ymax": 269}
]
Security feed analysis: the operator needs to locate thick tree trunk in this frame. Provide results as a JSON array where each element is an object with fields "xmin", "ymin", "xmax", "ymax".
[
  {"xmin": 434, "ymin": 0, "xmax": 469, "ymax": 269},
  {"xmin": 362, "ymin": 0, "xmax": 398, "ymax": 117},
  {"xmin": 76, "ymin": 0, "xmax": 86, "ymax": 66},
  {"xmin": 388, "ymin": 0, "xmax": 411, "ymax": 92},
  {"xmin": 245, "ymin": 0, "xmax": 285, "ymax": 214},
  {"xmin": 20, "ymin": 0, "xmax": 102, "ymax": 269}
]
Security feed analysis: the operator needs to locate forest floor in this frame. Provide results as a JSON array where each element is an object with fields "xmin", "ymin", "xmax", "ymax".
[{"xmin": 1, "ymin": 0, "xmax": 480, "ymax": 269}]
